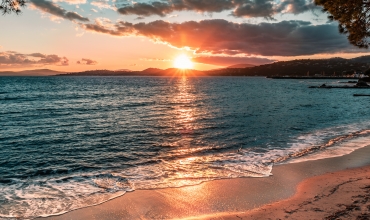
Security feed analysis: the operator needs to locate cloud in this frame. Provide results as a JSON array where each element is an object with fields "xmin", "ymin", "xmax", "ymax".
[
  {"xmin": 117, "ymin": 2, "xmax": 180, "ymax": 17},
  {"xmin": 77, "ymin": 58, "xmax": 98, "ymax": 65},
  {"xmin": 116, "ymin": 0, "xmax": 317, "ymax": 18},
  {"xmin": 30, "ymin": 0, "xmax": 89, "ymax": 22},
  {"xmin": 91, "ymin": 0, "xmax": 115, "ymax": 10},
  {"xmin": 80, "ymin": 19, "xmax": 360, "ymax": 56},
  {"xmin": 231, "ymin": 0, "xmax": 317, "ymax": 18},
  {"xmin": 135, "ymin": 16, "xmax": 146, "ymax": 20},
  {"xmin": 232, "ymin": 0, "xmax": 275, "ymax": 18},
  {"xmin": 276, "ymin": 0, "xmax": 315, "ymax": 14},
  {"xmin": 0, "ymin": 51, "xmax": 69, "ymax": 67},
  {"xmin": 193, "ymin": 56, "xmax": 275, "ymax": 66}
]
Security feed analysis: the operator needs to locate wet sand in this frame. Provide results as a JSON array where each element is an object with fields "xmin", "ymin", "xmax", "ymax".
[
  {"xmin": 188, "ymin": 166, "xmax": 370, "ymax": 219},
  {"xmin": 42, "ymin": 146, "xmax": 370, "ymax": 220}
]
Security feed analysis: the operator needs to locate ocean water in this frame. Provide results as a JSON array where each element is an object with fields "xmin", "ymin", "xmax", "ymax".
[{"xmin": 1, "ymin": 76, "xmax": 370, "ymax": 218}]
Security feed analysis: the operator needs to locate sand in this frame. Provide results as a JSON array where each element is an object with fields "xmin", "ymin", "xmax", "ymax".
[
  {"xmin": 41, "ymin": 146, "xmax": 370, "ymax": 220},
  {"xmin": 189, "ymin": 166, "xmax": 370, "ymax": 220}
]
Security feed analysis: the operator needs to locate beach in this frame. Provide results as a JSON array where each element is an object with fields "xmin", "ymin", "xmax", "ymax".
[
  {"xmin": 207, "ymin": 165, "xmax": 370, "ymax": 220},
  {"xmin": 41, "ymin": 144, "xmax": 370, "ymax": 220},
  {"xmin": 3, "ymin": 0, "xmax": 370, "ymax": 218},
  {"xmin": 2, "ymin": 77, "xmax": 370, "ymax": 219}
]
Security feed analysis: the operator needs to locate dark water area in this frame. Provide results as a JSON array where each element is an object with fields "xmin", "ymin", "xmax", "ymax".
[{"xmin": 1, "ymin": 76, "xmax": 370, "ymax": 218}]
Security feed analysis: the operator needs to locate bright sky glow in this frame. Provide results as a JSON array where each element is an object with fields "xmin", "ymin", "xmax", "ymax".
[
  {"xmin": 0, "ymin": 0, "xmax": 369, "ymax": 73},
  {"xmin": 174, "ymin": 55, "xmax": 194, "ymax": 69}
]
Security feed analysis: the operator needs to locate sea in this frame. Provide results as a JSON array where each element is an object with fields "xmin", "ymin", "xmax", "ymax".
[{"xmin": 1, "ymin": 76, "xmax": 370, "ymax": 219}]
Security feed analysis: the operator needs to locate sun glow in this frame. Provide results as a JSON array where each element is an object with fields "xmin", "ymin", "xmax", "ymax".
[{"xmin": 173, "ymin": 54, "xmax": 194, "ymax": 69}]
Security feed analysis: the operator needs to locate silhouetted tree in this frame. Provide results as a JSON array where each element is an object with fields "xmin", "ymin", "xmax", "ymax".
[
  {"xmin": 365, "ymin": 68, "xmax": 370, "ymax": 76},
  {"xmin": 315, "ymin": 0, "xmax": 370, "ymax": 48},
  {"xmin": 0, "ymin": 0, "xmax": 26, "ymax": 15}
]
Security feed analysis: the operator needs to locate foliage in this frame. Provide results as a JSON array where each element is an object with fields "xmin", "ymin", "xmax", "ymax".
[
  {"xmin": 0, "ymin": 0, "xmax": 26, "ymax": 15},
  {"xmin": 315, "ymin": 0, "xmax": 370, "ymax": 48},
  {"xmin": 365, "ymin": 68, "xmax": 370, "ymax": 75}
]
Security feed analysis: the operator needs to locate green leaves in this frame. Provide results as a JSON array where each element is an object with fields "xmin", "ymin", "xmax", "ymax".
[
  {"xmin": 0, "ymin": 0, "xmax": 26, "ymax": 15},
  {"xmin": 315, "ymin": 0, "xmax": 370, "ymax": 48}
]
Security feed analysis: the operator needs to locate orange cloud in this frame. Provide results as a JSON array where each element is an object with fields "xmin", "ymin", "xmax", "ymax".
[
  {"xmin": 81, "ymin": 19, "xmax": 362, "ymax": 56},
  {"xmin": 0, "ymin": 51, "xmax": 69, "ymax": 68},
  {"xmin": 77, "ymin": 58, "xmax": 98, "ymax": 65}
]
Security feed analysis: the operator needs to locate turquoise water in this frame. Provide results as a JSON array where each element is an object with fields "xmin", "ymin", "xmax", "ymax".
[{"xmin": 1, "ymin": 76, "xmax": 369, "ymax": 218}]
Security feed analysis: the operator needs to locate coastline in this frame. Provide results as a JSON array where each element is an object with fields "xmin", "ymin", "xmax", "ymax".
[
  {"xmin": 41, "ymin": 145, "xmax": 370, "ymax": 220},
  {"xmin": 192, "ymin": 165, "xmax": 370, "ymax": 219}
]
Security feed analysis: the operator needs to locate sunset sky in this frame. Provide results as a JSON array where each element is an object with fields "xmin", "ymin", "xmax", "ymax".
[{"xmin": 1, "ymin": 0, "xmax": 370, "ymax": 72}]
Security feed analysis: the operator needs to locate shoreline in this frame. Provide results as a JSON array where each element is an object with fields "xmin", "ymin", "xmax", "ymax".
[
  {"xmin": 41, "ymin": 145, "xmax": 370, "ymax": 220},
  {"xmin": 186, "ymin": 165, "xmax": 370, "ymax": 219}
]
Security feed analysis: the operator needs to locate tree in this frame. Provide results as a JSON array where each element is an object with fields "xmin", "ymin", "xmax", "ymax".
[
  {"xmin": 0, "ymin": 0, "xmax": 26, "ymax": 15},
  {"xmin": 315, "ymin": 0, "xmax": 370, "ymax": 49},
  {"xmin": 365, "ymin": 68, "xmax": 370, "ymax": 75}
]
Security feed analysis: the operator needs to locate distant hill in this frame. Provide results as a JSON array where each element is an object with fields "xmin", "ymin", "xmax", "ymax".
[
  {"xmin": 0, "ymin": 69, "xmax": 64, "ymax": 76},
  {"xmin": 328, "ymin": 57, "xmax": 347, "ymax": 61},
  {"xmin": 115, "ymin": 69, "xmax": 133, "ymax": 72},
  {"xmin": 0, "ymin": 71, "xmax": 16, "ymax": 76},
  {"xmin": 7, "ymin": 55, "xmax": 370, "ymax": 77},
  {"xmin": 157, "ymin": 68, "xmax": 205, "ymax": 76},
  {"xmin": 227, "ymin": 64, "xmax": 255, "ymax": 68},
  {"xmin": 206, "ymin": 58, "xmax": 370, "ymax": 76},
  {"xmin": 57, "ymin": 69, "xmax": 133, "ymax": 76},
  {"xmin": 59, "ymin": 57, "xmax": 370, "ymax": 77},
  {"xmin": 142, "ymin": 68, "xmax": 163, "ymax": 74},
  {"xmin": 58, "ymin": 68, "xmax": 205, "ymax": 76},
  {"xmin": 350, "ymin": 55, "xmax": 370, "ymax": 63}
]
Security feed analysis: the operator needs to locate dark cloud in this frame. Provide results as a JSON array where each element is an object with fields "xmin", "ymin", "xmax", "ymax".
[
  {"xmin": 116, "ymin": 0, "xmax": 231, "ymax": 17},
  {"xmin": 28, "ymin": 53, "xmax": 47, "ymax": 58},
  {"xmin": 81, "ymin": 19, "xmax": 360, "ymax": 56},
  {"xmin": 193, "ymin": 56, "xmax": 275, "ymax": 66},
  {"xmin": 30, "ymin": 0, "xmax": 89, "ymax": 22},
  {"xmin": 233, "ymin": 0, "xmax": 317, "ymax": 17},
  {"xmin": 77, "ymin": 58, "xmax": 98, "ymax": 65},
  {"xmin": 185, "ymin": 0, "xmax": 236, "ymax": 12},
  {"xmin": 232, "ymin": 0, "xmax": 275, "ymax": 18},
  {"xmin": 276, "ymin": 0, "xmax": 315, "ymax": 14},
  {"xmin": 116, "ymin": 0, "xmax": 317, "ymax": 18},
  {"xmin": 118, "ymin": 2, "xmax": 178, "ymax": 17},
  {"xmin": 0, "ymin": 51, "xmax": 69, "ymax": 67}
]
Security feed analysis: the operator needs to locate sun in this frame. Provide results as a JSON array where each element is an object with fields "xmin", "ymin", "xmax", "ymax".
[{"xmin": 173, "ymin": 54, "xmax": 194, "ymax": 69}]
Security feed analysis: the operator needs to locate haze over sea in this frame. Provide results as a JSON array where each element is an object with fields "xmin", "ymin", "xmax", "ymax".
[{"xmin": 1, "ymin": 76, "xmax": 370, "ymax": 219}]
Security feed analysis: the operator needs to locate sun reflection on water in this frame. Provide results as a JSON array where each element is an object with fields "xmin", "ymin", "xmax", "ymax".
[
  {"xmin": 160, "ymin": 76, "xmax": 213, "ymax": 186},
  {"xmin": 174, "ymin": 76, "xmax": 197, "ymax": 137},
  {"xmin": 118, "ymin": 76, "xmax": 270, "ymax": 190}
]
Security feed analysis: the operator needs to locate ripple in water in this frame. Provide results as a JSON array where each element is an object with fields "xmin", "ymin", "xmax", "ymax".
[{"xmin": 1, "ymin": 76, "xmax": 370, "ymax": 218}]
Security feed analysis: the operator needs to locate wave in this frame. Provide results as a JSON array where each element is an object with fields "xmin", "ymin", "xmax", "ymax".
[
  {"xmin": 2, "ymin": 123, "xmax": 370, "ymax": 219},
  {"xmin": 273, "ymin": 129, "xmax": 370, "ymax": 164},
  {"xmin": 0, "ymin": 173, "xmax": 131, "ymax": 219}
]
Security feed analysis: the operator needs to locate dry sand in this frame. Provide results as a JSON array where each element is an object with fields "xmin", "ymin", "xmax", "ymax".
[
  {"xmin": 189, "ymin": 166, "xmax": 370, "ymax": 220},
  {"xmin": 42, "ymin": 146, "xmax": 370, "ymax": 220}
]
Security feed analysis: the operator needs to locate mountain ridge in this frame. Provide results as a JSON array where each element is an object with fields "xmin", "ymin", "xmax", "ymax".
[
  {"xmin": 0, "ymin": 69, "xmax": 65, "ymax": 76},
  {"xmin": 227, "ymin": 64, "xmax": 255, "ymax": 68},
  {"xmin": 2, "ymin": 55, "xmax": 370, "ymax": 76}
]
